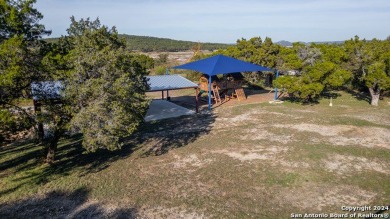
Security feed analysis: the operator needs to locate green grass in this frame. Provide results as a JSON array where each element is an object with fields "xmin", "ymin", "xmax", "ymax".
[{"xmin": 1, "ymin": 91, "xmax": 389, "ymax": 218}]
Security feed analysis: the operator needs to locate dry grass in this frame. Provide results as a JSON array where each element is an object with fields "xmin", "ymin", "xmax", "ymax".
[{"xmin": 1, "ymin": 91, "xmax": 389, "ymax": 218}]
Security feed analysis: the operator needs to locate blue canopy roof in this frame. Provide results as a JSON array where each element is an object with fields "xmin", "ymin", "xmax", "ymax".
[
  {"xmin": 173, "ymin": 54, "xmax": 274, "ymax": 110},
  {"xmin": 173, "ymin": 54, "xmax": 272, "ymax": 76}
]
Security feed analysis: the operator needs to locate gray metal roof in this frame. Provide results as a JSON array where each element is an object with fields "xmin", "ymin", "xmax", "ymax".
[
  {"xmin": 31, "ymin": 81, "xmax": 63, "ymax": 101},
  {"xmin": 31, "ymin": 75, "xmax": 197, "ymax": 100},
  {"xmin": 146, "ymin": 74, "xmax": 198, "ymax": 91}
]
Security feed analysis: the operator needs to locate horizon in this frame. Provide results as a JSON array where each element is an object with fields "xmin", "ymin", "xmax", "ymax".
[
  {"xmin": 36, "ymin": 0, "xmax": 390, "ymax": 44},
  {"xmin": 42, "ymin": 33, "xmax": 378, "ymax": 45}
]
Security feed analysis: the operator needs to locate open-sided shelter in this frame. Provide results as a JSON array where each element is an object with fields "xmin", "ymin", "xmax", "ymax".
[
  {"xmin": 146, "ymin": 74, "xmax": 199, "ymax": 112},
  {"xmin": 173, "ymin": 54, "xmax": 273, "ymax": 109}
]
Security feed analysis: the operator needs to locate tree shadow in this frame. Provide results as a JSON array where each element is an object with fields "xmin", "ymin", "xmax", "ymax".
[
  {"xmin": 0, "ymin": 187, "xmax": 138, "ymax": 219},
  {"xmin": 365, "ymin": 205, "xmax": 390, "ymax": 219},
  {"xmin": 53, "ymin": 111, "xmax": 215, "ymax": 173},
  {"xmin": 245, "ymin": 83, "xmax": 266, "ymax": 91},
  {"xmin": 321, "ymin": 91, "xmax": 342, "ymax": 99},
  {"xmin": 277, "ymin": 91, "xmax": 343, "ymax": 106},
  {"xmin": 0, "ymin": 140, "xmax": 47, "ymax": 181},
  {"xmin": 0, "ymin": 111, "xmax": 216, "ymax": 186},
  {"xmin": 244, "ymin": 87, "xmax": 273, "ymax": 97},
  {"xmin": 168, "ymin": 95, "xmax": 198, "ymax": 110},
  {"xmin": 346, "ymin": 89, "xmax": 371, "ymax": 103},
  {"xmin": 133, "ymin": 112, "xmax": 216, "ymax": 157},
  {"xmin": 0, "ymin": 140, "xmax": 37, "ymax": 156}
]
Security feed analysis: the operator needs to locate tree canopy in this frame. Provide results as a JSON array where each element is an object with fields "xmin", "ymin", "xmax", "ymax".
[
  {"xmin": 39, "ymin": 17, "xmax": 151, "ymax": 162},
  {"xmin": 214, "ymin": 35, "xmax": 388, "ymax": 105},
  {"xmin": 0, "ymin": 0, "xmax": 51, "ymax": 143},
  {"xmin": 1, "ymin": 0, "xmax": 152, "ymax": 162},
  {"xmin": 0, "ymin": 0, "xmax": 51, "ymax": 42},
  {"xmin": 64, "ymin": 17, "xmax": 150, "ymax": 152}
]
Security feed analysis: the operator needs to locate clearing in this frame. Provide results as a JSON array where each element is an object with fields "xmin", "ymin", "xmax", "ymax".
[{"xmin": 1, "ymin": 91, "xmax": 389, "ymax": 218}]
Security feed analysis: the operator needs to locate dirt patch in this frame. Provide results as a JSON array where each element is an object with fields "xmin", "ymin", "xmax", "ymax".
[
  {"xmin": 291, "ymin": 109, "xmax": 317, "ymax": 113},
  {"xmin": 140, "ymin": 206, "xmax": 207, "ymax": 219},
  {"xmin": 322, "ymin": 154, "xmax": 390, "ymax": 175},
  {"xmin": 213, "ymin": 110, "xmax": 260, "ymax": 129},
  {"xmin": 274, "ymin": 123, "xmax": 354, "ymax": 137},
  {"xmin": 172, "ymin": 154, "xmax": 213, "ymax": 169},
  {"xmin": 241, "ymin": 128, "xmax": 293, "ymax": 144},
  {"xmin": 213, "ymin": 145, "xmax": 288, "ymax": 162},
  {"xmin": 346, "ymin": 114, "xmax": 390, "ymax": 126},
  {"xmin": 223, "ymin": 151, "xmax": 270, "ymax": 161},
  {"xmin": 330, "ymin": 127, "xmax": 390, "ymax": 149},
  {"xmin": 275, "ymin": 123, "xmax": 390, "ymax": 149},
  {"xmin": 278, "ymin": 184, "xmax": 377, "ymax": 211},
  {"xmin": 277, "ymin": 160, "xmax": 310, "ymax": 169}
]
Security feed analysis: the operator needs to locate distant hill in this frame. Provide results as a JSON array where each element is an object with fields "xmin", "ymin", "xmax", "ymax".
[
  {"xmin": 44, "ymin": 34, "xmax": 346, "ymax": 51},
  {"xmin": 119, "ymin": 34, "xmax": 231, "ymax": 52},
  {"xmin": 43, "ymin": 34, "xmax": 231, "ymax": 52},
  {"xmin": 276, "ymin": 40, "xmax": 345, "ymax": 47},
  {"xmin": 311, "ymin": 41, "xmax": 344, "ymax": 45}
]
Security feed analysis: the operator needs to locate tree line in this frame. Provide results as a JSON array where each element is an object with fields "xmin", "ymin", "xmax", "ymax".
[
  {"xmin": 214, "ymin": 36, "xmax": 390, "ymax": 106},
  {"xmin": 120, "ymin": 34, "xmax": 231, "ymax": 52},
  {"xmin": 47, "ymin": 34, "xmax": 231, "ymax": 52}
]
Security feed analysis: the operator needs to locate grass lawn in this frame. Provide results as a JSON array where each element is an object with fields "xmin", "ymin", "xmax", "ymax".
[{"xmin": 1, "ymin": 91, "xmax": 389, "ymax": 218}]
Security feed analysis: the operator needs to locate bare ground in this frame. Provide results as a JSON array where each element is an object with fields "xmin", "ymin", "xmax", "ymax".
[{"xmin": 1, "ymin": 92, "xmax": 389, "ymax": 218}]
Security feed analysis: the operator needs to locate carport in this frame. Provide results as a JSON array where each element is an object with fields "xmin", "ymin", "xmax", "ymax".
[{"xmin": 145, "ymin": 74, "xmax": 199, "ymax": 121}]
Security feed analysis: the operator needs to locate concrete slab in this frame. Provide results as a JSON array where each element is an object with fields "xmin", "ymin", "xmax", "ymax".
[{"xmin": 144, "ymin": 100, "xmax": 195, "ymax": 122}]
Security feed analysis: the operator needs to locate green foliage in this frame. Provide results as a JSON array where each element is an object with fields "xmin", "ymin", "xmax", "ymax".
[
  {"xmin": 297, "ymin": 82, "xmax": 324, "ymax": 99},
  {"xmin": 277, "ymin": 46, "xmax": 303, "ymax": 71},
  {"xmin": 344, "ymin": 36, "xmax": 369, "ymax": 89},
  {"xmin": 217, "ymin": 37, "xmax": 279, "ymax": 84},
  {"xmin": 0, "ymin": 35, "xmax": 24, "ymax": 88},
  {"xmin": 185, "ymin": 71, "xmax": 203, "ymax": 82},
  {"xmin": 344, "ymin": 36, "xmax": 390, "ymax": 104},
  {"xmin": 0, "ymin": 108, "xmax": 32, "ymax": 142},
  {"xmin": 1, "ymin": 1, "xmax": 152, "ymax": 160},
  {"xmin": 297, "ymin": 45, "xmax": 322, "ymax": 67},
  {"xmin": 274, "ymin": 45, "xmax": 351, "ymax": 101},
  {"xmin": 325, "ymin": 69, "xmax": 352, "ymax": 88},
  {"xmin": 46, "ymin": 35, "xmax": 231, "ymax": 52},
  {"xmin": 219, "ymin": 37, "xmax": 280, "ymax": 68},
  {"xmin": 365, "ymin": 62, "xmax": 390, "ymax": 91},
  {"xmin": 63, "ymin": 17, "xmax": 150, "ymax": 152},
  {"xmin": 41, "ymin": 36, "xmax": 73, "ymax": 80},
  {"xmin": 154, "ymin": 65, "xmax": 168, "ymax": 75},
  {"xmin": 132, "ymin": 54, "xmax": 154, "ymax": 70},
  {"xmin": 274, "ymin": 74, "xmax": 324, "ymax": 100},
  {"xmin": 156, "ymin": 53, "xmax": 168, "ymax": 65},
  {"xmin": 316, "ymin": 44, "xmax": 348, "ymax": 65},
  {"xmin": 275, "ymin": 35, "xmax": 390, "ymax": 104},
  {"xmin": 120, "ymin": 34, "xmax": 229, "ymax": 52},
  {"xmin": 120, "ymin": 34, "xmax": 230, "ymax": 52},
  {"xmin": 273, "ymin": 76, "xmax": 300, "ymax": 93},
  {"xmin": 363, "ymin": 43, "xmax": 390, "ymax": 93},
  {"xmin": 0, "ymin": 0, "xmax": 50, "ymax": 142},
  {"xmin": 0, "ymin": 0, "xmax": 50, "ymax": 42},
  {"xmin": 218, "ymin": 36, "xmax": 353, "ymax": 100}
]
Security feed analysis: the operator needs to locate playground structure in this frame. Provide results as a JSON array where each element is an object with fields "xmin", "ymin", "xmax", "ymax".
[
  {"xmin": 173, "ymin": 54, "xmax": 273, "ymax": 110},
  {"xmin": 198, "ymin": 74, "xmax": 247, "ymax": 104}
]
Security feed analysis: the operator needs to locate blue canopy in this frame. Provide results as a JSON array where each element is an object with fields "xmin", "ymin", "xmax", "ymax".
[
  {"xmin": 173, "ymin": 54, "xmax": 272, "ymax": 75},
  {"xmin": 173, "ymin": 54, "xmax": 273, "ymax": 110}
]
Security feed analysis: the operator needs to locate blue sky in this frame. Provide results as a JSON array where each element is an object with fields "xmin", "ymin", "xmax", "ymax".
[{"xmin": 36, "ymin": 0, "xmax": 390, "ymax": 43}]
